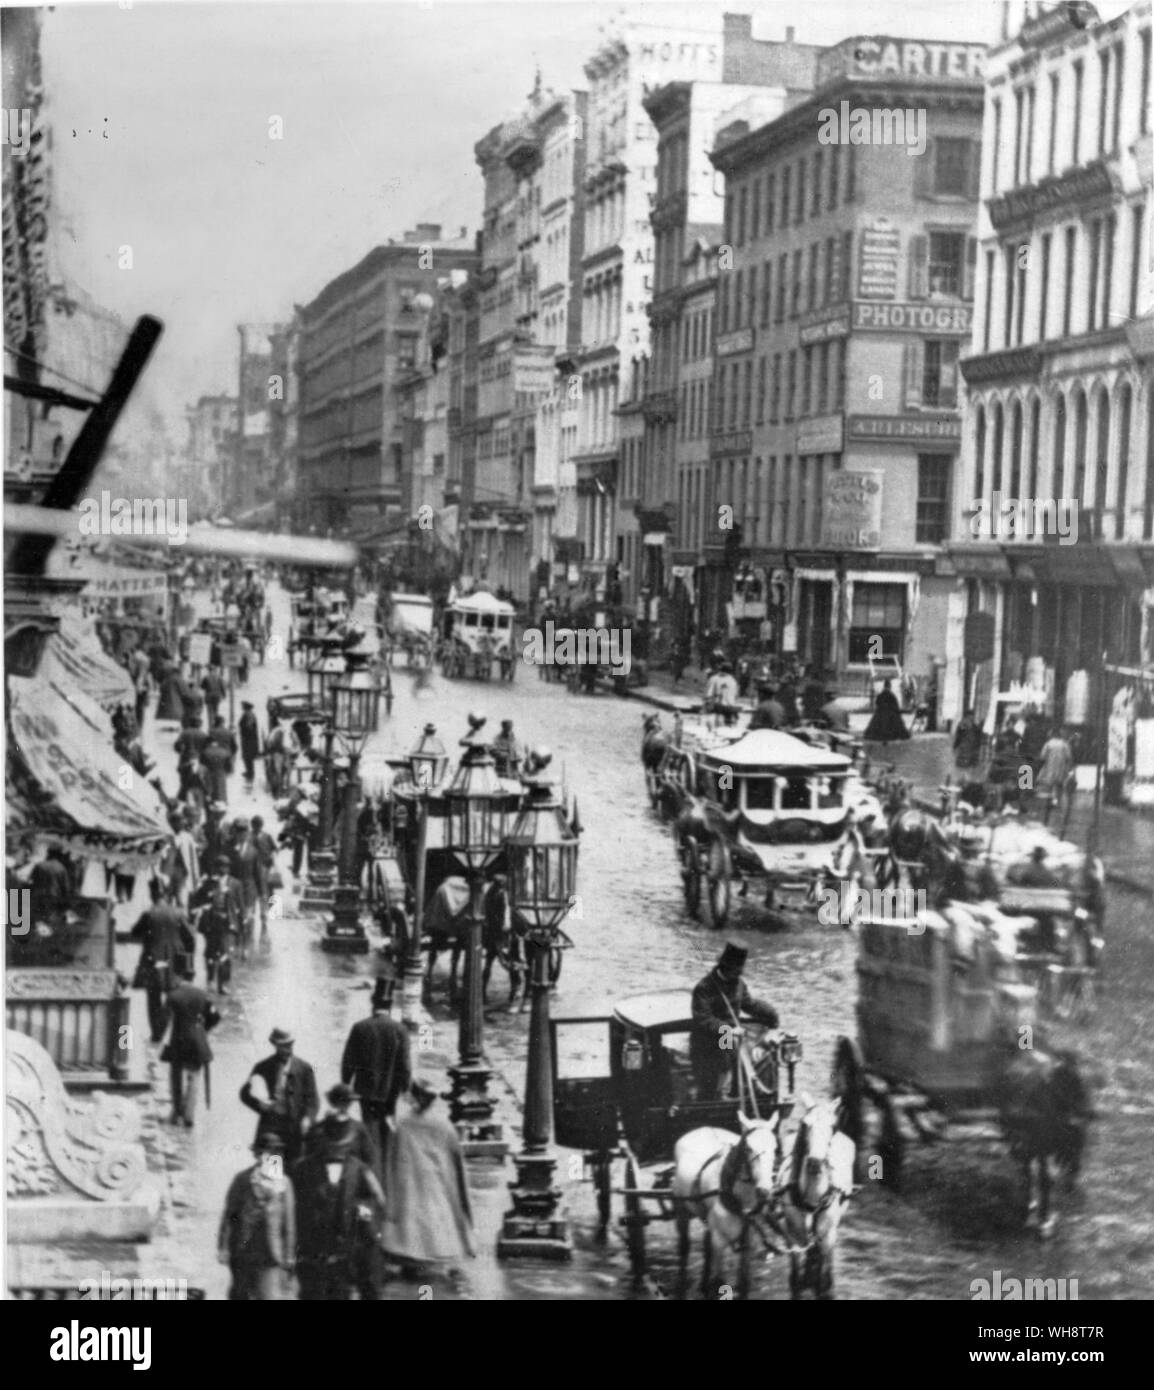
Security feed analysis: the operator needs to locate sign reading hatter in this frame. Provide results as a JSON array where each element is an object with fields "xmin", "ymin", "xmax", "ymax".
[{"xmin": 820, "ymin": 471, "xmax": 884, "ymax": 551}]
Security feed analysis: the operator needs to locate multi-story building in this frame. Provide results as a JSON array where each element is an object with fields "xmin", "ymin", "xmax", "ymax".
[
  {"xmin": 640, "ymin": 15, "xmax": 821, "ymax": 658},
  {"xmin": 296, "ymin": 226, "xmax": 478, "ymax": 535},
  {"xmin": 574, "ymin": 16, "xmax": 733, "ymax": 605},
  {"xmin": 951, "ymin": 0, "xmax": 1153, "ymax": 743},
  {"xmin": 710, "ymin": 33, "xmax": 987, "ymax": 697},
  {"xmin": 183, "ymin": 394, "xmax": 238, "ymax": 519},
  {"xmin": 267, "ymin": 315, "xmax": 302, "ymax": 528}
]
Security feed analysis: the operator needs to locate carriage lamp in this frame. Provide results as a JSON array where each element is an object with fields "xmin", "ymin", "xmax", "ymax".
[
  {"xmin": 408, "ymin": 722, "xmax": 448, "ymax": 791},
  {"xmin": 330, "ymin": 648, "xmax": 381, "ymax": 751},
  {"xmin": 443, "ymin": 731, "xmax": 519, "ymax": 1155},
  {"xmin": 498, "ymin": 770, "xmax": 580, "ymax": 1261},
  {"xmin": 307, "ymin": 639, "xmax": 346, "ymax": 707}
]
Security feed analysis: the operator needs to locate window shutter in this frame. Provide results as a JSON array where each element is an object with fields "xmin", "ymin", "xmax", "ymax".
[
  {"xmin": 963, "ymin": 236, "xmax": 978, "ymax": 301},
  {"xmin": 914, "ymin": 140, "xmax": 934, "ymax": 198},
  {"xmin": 904, "ymin": 340, "xmax": 925, "ymax": 409},
  {"xmin": 908, "ymin": 235, "xmax": 929, "ymax": 299}
]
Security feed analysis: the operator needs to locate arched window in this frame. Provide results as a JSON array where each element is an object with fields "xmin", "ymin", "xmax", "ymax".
[
  {"xmin": 1028, "ymin": 397, "xmax": 1041, "ymax": 498},
  {"xmin": 1115, "ymin": 383, "xmax": 1131, "ymax": 540},
  {"xmin": 1052, "ymin": 392, "xmax": 1067, "ymax": 499},
  {"xmin": 991, "ymin": 401, "xmax": 1005, "ymax": 496},
  {"xmin": 974, "ymin": 405, "xmax": 986, "ymax": 505},
  {"xmin": 1094, "ymin": 388, "xmax": 1111, "ymax": 537},
  {"xmin": 1071, "ymin": 388, "xmax": 1088, "ymax": 504},
  {"xmin": 1009, "ymin": 401, "xmax": 1024, "ymax": 498}
]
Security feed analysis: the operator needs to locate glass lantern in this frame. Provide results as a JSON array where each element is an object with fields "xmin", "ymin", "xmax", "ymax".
[
  {"xmin": 443, "ymin": 739, "xmax": 516, "ymax": 873},
  {"xmin": 408, "ymin": 723, "xmax": 448, "ymax": 791},
  {"xmin": 506, "ymin": 780, "xmax": 579, "ymax": 932}
]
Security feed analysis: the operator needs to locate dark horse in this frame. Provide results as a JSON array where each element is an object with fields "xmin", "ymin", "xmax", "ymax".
[
  {"xmin": 997, "ymin": 1046, "xmax": 1094, "ymax": 1237},
  {"xmin": 424, "ymin": 876, "xmax": 526, "ymax": 1006},
  {"xmin": 877, "ymin": 806, "xmax": 958, "ymax": 900}
]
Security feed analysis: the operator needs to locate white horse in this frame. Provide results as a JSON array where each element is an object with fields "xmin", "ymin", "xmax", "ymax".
[
  {"xmin": 777, "ymin": 1098, "xmax": 856, "ymax": 1299},
  {"xmin": 672, "ymin": 1115, "xmax": 781, "ymax": 1299}
]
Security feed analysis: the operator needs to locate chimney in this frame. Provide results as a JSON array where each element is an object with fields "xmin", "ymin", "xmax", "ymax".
[
  {"xmin": 404, "ymin": 223, "xmax": 442, "ymax": 243},
  {"xmin": 785, "ymin": 26, "xmax": 795, "ymax": 43},
  {"xmin": 723, "ymin": 13, "xmax": 753, "ymax": 43}
]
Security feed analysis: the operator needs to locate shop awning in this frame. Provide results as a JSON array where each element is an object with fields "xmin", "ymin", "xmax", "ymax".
[
  {"xmin": 947, "ymin": 547, "xmax": 1012, "ymax": 579},
  {"xmin": 41, "ymin": 611, "xmax": 135, "ymax": 712},
  {"xmin": 7, "ymin": 668, "xmax": 171, "ymax": 866},
  {"xmin": 1034, "ymin": 545, "xmax": 1117, "ymax": 586}
]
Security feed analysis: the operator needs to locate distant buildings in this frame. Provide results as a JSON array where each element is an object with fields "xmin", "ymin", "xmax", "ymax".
[{"xmin": 183, "ymin": 394, "xmax": 238, "ymax": 520}]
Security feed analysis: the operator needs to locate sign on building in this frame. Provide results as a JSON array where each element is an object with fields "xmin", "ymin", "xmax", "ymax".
[
  {"xmin": 858, "ymin": 221, "xmax": 900, "ymax": 301},
  {"xmin": 797, "ymin": 414, "xmax": 844, "ymax": 455},
  {"xmin": 819, "ymin": 470, "xmax": 884, "ymax": 550}
]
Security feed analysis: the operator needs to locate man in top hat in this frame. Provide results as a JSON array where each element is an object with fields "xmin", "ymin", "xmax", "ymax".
[
  {"xmin": 307, "ymin": 1083, "xmax": 377, "ymax": 1169},
  {"xmin": 238, "ymin": 700, "xmax": 261, "ymax": 785},
  {"xmin": 240, "ymin": 1028, "xmax": 319, "ymax": 1164},
  {"xmin": 218, "ymin": 1132, "xmax": 295, "ymax": 1301},
  {"xmin": 491, "ymin": 719, "xmax": 522, "ymax": 777},
  {"xmin": 292, "ymin": 1126, "xmax": 386, "ymax": 1301},
  {"xmin": 690, "ymin": 944, "xmax": 779, "ymax": 1101},
  {"xmin": 131, "ymin": 879, "xmax": 197, "ymax": 1043},
  {"xmin": 340, "ymin": 976, "xmax": 411, "ymax": 1170},
  {"xmin": 163, "ymin": 963, "xmax": 221, "ymax": 1127}
]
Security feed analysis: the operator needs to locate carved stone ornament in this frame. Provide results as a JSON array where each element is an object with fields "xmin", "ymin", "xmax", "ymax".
[
  {"xmin": 7, "ymin": 968, "xmax": 120, "ymax": 1000},
  {"xmin": 6, "ymin": 1030, "xmax": 145, "ymax": 1201}
]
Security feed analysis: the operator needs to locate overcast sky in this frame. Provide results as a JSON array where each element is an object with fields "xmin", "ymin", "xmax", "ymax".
[{"xmin": 38, "ymin": 0, "xmax": 1133, "ymax": 434}]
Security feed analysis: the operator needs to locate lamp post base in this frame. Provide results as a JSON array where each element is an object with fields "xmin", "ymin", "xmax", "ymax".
[
  {"xmin": 400, "ymin": 964, "xmax": 431, "ymax": 1030},
  {"xmin": 321, "ymin": 883, "xmax": 370, "ymax": 953},
  {"xmin": 299, "ymin": 850, "xmax": 337, "ymax": 914},
  {"xmin": 447, "ymin": 1060, "xmax": 507, "ymax": 1159},
  {"xmin": 497, "ymin": 1150, "xmax": 572, "ymax": 1260}
]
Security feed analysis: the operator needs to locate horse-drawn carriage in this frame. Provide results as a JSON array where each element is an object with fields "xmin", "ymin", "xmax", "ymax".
[
  {"xmin": 386, "ymin": 592, "xmax": 437, "ymax": 669},
  {"xmin": 553, "ymin": 992, "xmax": 854, "ymax": 1297},
  {"xmin": 831, "ymin": 891, "xmax": 1096, "ymax": 1234},
  {"xmin": 440, "ymin": 592, "xmax": 517, "ymax": 681},
  {"xmin": 664, "ymin": 720, "xmax": 884, "ymax": 930}
]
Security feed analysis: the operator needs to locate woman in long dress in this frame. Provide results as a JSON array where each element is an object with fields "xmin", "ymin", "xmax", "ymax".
[{"xmin": 863, "ymin": 680, "xmax": 909, "ymax": 743}]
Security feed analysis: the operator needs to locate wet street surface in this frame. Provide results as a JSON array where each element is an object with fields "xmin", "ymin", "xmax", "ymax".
[{"xmin": 135, "ymin": 584, "xmax": 1154, "ymax": 1300}]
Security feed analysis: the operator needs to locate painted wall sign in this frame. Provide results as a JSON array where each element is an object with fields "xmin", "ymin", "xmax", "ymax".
[
  {"xmin": 820, "ymin": 469, "xmax": 884, "ymax": 551},
  {"xmin": 816, "ymin": 36, "xmax": 986, "ymax": 88},
  {"xmin": 858, "ymin": 220, "xmax": 900, "ymax": 301},
  {"xmin": 799, "ymin": 303, "xmax": 851, "ymax": 344},
  {"xmin": 847, "ymin": 414, "xmax": 961, "ymax": 441},
  {"xmin": 852, "ymin": 301, "xmax": 973, "ymax": 333}
]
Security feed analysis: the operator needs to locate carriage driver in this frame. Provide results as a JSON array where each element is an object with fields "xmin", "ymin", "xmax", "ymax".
[{"xmin": 690, "ymin": 944, "xmax": 779, "ymax": 1101}]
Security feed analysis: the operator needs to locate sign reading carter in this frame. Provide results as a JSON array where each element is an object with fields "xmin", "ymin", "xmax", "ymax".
[
  {"xmin": 820, "ymin": 470, "xmax": 884, "ymax": 551},
  {"xmin": 816, "ymin": 36, "xmax": 986, "ymax": 87},
  {"xmin": 853, "ymin": 301, "xmax": 973, "ymax": 334}
]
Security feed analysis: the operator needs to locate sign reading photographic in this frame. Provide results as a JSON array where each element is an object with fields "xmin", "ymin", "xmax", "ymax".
[{"xmin": 820, "ymin": 470, "xmax": 884, "ymax": 551}]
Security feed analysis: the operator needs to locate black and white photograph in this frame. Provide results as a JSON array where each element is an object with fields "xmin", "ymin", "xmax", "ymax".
[{"xmin": 2, "ymin": 0, "xmax": 1152, "ymax": 1331}]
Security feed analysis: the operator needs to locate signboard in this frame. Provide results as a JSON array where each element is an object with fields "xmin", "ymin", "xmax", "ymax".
[
  {"xmin": 797, "ymin": 414, "xmax": 844, "ymax": 455},
  {"xmin": 815, "ymin": 36, "xmax": 986, "ymax": 88},
  {"xmin": 987, "ymin": 160, "xmax": 1115, "ymax": 232},
  {"xmin": 799, "ymin": 304, "xmax": 850, "ymax": 345},
  {"xmin": 852, "ymin": 301, "xmax": 973, "ymax": 334},
  {"xmin": 81, "ymin": 570, "xmax": 170, "ymax": 601},
  {"xmin": 221, "ymin": 643, "xmax": 245, "ymax": 669},
  {"xmin": 820, "ymin": 470, "xmax": 884, "ymax": 550},
  {"xmin": 963, "ymin": 611, "xmax": 996, "ymax": 665},
  {"xmin": 858, "ymin": 221, "xmax": 900, "ymax": 301},
  {"xmin": 710, "ymin": 431, "xmax": 753, "ymax": 457},
  {"xmin": 847, "ymin": 414, "xmax": 962, "ymax": 442},
  {"xmin": 717, "ymin": 328, "xmax": 755, "ymax": 357},
  {"xmin": 188, "ymin": 633, "xmax": 213, "ymax": 667}
]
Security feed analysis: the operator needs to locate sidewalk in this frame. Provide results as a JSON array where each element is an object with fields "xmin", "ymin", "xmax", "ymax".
[{"xmin": 615, "ymin": 663, "xmax": 1154, "ymax": 899}]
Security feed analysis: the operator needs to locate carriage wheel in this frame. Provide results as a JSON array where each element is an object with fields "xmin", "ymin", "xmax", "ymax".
[
  {"xmin": 703, "ymin": 837, "xmax": 732, "ymax": 931},
  {"xmin": 679, "ymin": 837, "xmax": 702, "ymax": 917},
  {"xmin": 1053, "ymin": 931, "xmax": 1095, "ymax": 1024},
  {"xmin": 621, "ymin": 1150, "xmax": 648, "ymax": 1287}
]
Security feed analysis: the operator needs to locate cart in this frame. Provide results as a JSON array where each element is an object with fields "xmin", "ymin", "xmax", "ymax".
[
  {"xmin": 441, "ymin": 591, "xmax": 516, "ymax": 680},
  {"xmin": 553, "ymin": 990, "xmax": 801, "ymax": 1290},
  {"xmin": 387, "ymin": 592, "xmax": 437, "ymax": 669}
]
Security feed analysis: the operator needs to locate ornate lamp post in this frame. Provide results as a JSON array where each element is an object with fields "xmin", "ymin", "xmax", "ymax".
[
  {"xmin": 442, "ymin": 722, "xmax": 517, "ymax": 1156},
  {"xmin": 321, "ymin": 648, "xmax": 381, "ymax": 953},
  {"xmin": 401, "ymin": 723, "xmax": 449, "ymax": 1027},
  {"xmin": 298, "ymin": 722, "xmax": 338, "ymax": 913},
  {"xmin": 497, "ymin": 757, "xmax": 579, "ymax": 1259}
]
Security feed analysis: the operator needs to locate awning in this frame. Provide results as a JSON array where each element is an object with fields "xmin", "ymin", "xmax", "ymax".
[
  {"xmin": 41, "ymin": 611, "xmax": 135, "ymax": 712},
  {"xmin": 1034, "ymin": 545, "xmax": 1118, "ymax": 586},
  {"xmin": 7, "ymin": 668, "xmax": 171, "ymax": 865},
  {"xmin": 948, "ymin": 547, "xmax": 1012, "ymax": 579}
]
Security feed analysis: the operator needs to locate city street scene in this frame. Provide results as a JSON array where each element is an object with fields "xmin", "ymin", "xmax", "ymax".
[{"xmin": 3, "ymin": 0, "xmax": 1152, "ymax": 1323}]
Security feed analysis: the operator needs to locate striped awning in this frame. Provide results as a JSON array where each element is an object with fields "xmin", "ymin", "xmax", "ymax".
[{"xmin": 41, "ymin": 612, "xmax": 134, "ymax": 712}]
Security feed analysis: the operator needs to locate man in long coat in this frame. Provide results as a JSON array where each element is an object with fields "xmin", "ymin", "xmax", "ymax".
[
  {"xmin": 240, "ymin": 1028, "xmax": 319, "ymax": 1164},
  {"xmin": 340, "ymin": 976, "xmax": 411, "ymax": 1169},
  {"xmin": 238, "ymin": 701, "xmax": 261, "ymax": 785},
  {"xmin": 690, "ymin": 943, "xmax": 779, "ymax": 1101},
  {"xmin": 201, "ymin": 667, "xmax": 226, "ymax": 725},
  {"xmin": 164, "ymin": 965, "xmax": 220, "ymax": 1126},
  {"xmin": 200, "ymin": 733, "xmax": 233, "ymax": 808},
  {"xmin": 293, "ymin": 1137, "xmax": 385, "ymax": 1300},
  {"xmin": 190, "ymin": 856, "xmax": 243, "ymax": 993},
  {"xmin": 131, "ymin": 884, "xmax": 197, "ymax": 1042},
  {"xmin": 218, "ymin": 1133, "xmax": 295, "ymax": 1301},
  {"xmin": 381, "ymin": 1077, "xmax": 476, "ymax": 1275}
]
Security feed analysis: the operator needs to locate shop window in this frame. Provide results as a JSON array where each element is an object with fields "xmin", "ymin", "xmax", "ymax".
[
  {"xmin": 849, "ymin": 583, "xmax": 906, "ymax": 664},
  {"xmin": 916, "ymin": 455, "xmax": 951, "ymax": 544}
]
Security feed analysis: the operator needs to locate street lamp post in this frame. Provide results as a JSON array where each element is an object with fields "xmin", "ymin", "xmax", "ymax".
[
  {"xmin": 299, "ymin": 725, "xmax": 337, "ymax": 913},
  {"xmin": 401, "ymin": 723, "xmax": 449, "ymax": 1028},
  {"xmin": 497, "ymin": 761, "xmax": 579, "ymax": 1260},
  {"xmin": 442, "ymin": 722, "xmax": 517, "ymax": 1157},
  {"xmin": 322, "ymin": 647, "xmax": 381, "ymax": 953}
]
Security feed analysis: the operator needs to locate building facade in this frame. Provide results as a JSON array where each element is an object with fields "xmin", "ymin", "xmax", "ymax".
[
  {"xmin": 296, "ymin": 227, "xmax": 478, "ymax": 536},
  {"xmin": 183, "ymin": 394, "xmax": 238, "ymax": 520},
  {"xmin": 952, "ymin": 0, "xmax": 1153, "ymax": 744},
  {"xmin": 710, "ymin": 33, "xmax": 987, "ymax": 702}
]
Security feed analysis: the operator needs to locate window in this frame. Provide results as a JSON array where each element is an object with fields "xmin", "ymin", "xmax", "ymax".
[
  {"xmin": 1023, "ymin": 85, "xmax": 1035, "ymax": 184},
  {"xmin": 991, "ymin": 98, "xmax": 1002, "ymax": 192},
  {"xmin": 812, "ymin": 151, "xmax": 822, "ymax": 217},
  {"xmin": 828, "ymin": 145, "xmax": 839, "ymax": 209},
  {"xmin": 1116, "ymin": 385, "xmax": 1132, "ymax": 539},
  {"xmin": 1014, "ymin": 87, "xmax": 1025, "ymax": 187},
  {"xmin": 922, "ymin": 340, "xmax": 960, "ymax": 408},
  {"xmin": 1072, "ymin": 61, "xmax": 1084, "ymax": 165},
  {"xmin": 833, "ymin": 338, "xmax": 845, "ymax": 409},
  {"xmin": 790, "ymin": 249, "xmax": 803, "ymax": 317},
  {"xmin": 928, "ymin": 231, "xmax": 966, "ymax": 296},
  {"xmin": 1132, "ymin": 203, "xmax": 1146, "ymax": 321},
  {"xmin": 845, "ymin": 145, "xmax": 856, "ymax": 201},
  {"xmin": 734, "ymin": 269, "xmax": 744, "ymax": 328},
  {"xmin": 761, "ymin": 259, "xmax": 772, "ymax": 326},
  {"xmin": 775, "ymin": 254, "xmax": 787, "ymax": 322},
  {"xmin": 806, "ymin": 243, "xmax": 818, "ymax": 312},
  {"xmin": 1047, "ymin": 74, "xmax": 1059, "ymax": 175},
  {"xmin": 796, "ymin": 159, "xmax": 806, "ymax": 224},
  {"xmin": 984, "ymin": 249, "xmax": 995, "ymax": 351},
  {"xmin": 1028, "ymin": 397, "xmax": 1041, "ymax": 497},
  {"xmin": 750, "ymin": 178, "xmax": 761, "ymax": 240},
  {"xmin": 1016, "ymin": 246, "xmax": 1028, "ymax": 345},
  {"xmin": 765, "ymin": 173, "xmax": 776, "ymax": 229},
  {"xmin": 818, "ymin": 341, "xmax": 830, "ymax": 413},
  {"xmin": 741, "ymin": 360, "xmax": 753, "ymax": 428},
  {"xmin": 801, "ymin": 346, "xmax": 812, "ymax": 417},
  {"xmin": 1102, "ymin": 213, "xmax": 1115, "ymax": 329},
  {"xmin": 974, "ymin": 407, "xmax": 986, "ymax": 502},
  {"xmin": 1053, "ymin": 393, "xmax": 1067, "ymax": 497},
  {"xmin": 1098, "ymin": 49, "xmax": 1111, "ymax": 156},
  {"xmin": 1004, "ymin": 245, "xmax": 1016, "ymax": 348},
  {"xmin": 747, "ymin": 264, "xmax": 759, "ymax": 328},
  {"xmin": 916, "ymin": 455, "xmax": 951, "ymax": 543},
  {"xmin": 756, "ymin": 356, "xmax": 767, "ymax": 424},
  {"xmin": 824, "ymin": 235, "xmax": 838, "ymax": 302},
  {"xmin": 1063, "ymin": 225, "xmax": 1076, "ymax": 336},
  {"xmin": 841, "ymin": 231, "xmax": 853, "ymax": 299},
  {"xmin": 934, "ymin": 137, "xmax": 973, "ymax": 195},
  {"xmin": 737, "ymin": 185, "xmax": 748, "ymax": 246},
  {"xmin": 1142, "ymin": 29, "xmax": 1152, "ymax": 135},
  {"xmin": 1112, "ymin": 43, "xmax": 1124, "ymax": 154},
  {"xmin": 781, "ymin": 166, "xmax": 791, "ymax": 228},
  {"xmin": 849, "ymin": 584, "xmax": 906, "ymax": 664},
  {"xmin": 785, "ymin": 350, "xmax": 797, "ymax": 421},
  {"xmin": 1087, "ymin": 218, "xmax": 1101, "ymax": 332},
  {"xmin": 1039, "ymin": 232, "xmax": 1051, "ymax": 341},
  {"xmin": 770, "ymin": 354, "xmax": 781, "ymax": 423}
]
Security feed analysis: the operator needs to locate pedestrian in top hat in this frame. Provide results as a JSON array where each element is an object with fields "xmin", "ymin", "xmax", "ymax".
[
  {"xmin": 130, "ymin": 880, "xmax": 197, "ymax": 1042},
  {"xmin": 201, "ymin": 666, "xmax": 226, "ymax": 726},
  {"xmin": 381, "ymin": 1077, "xmax": 476, "ymax": 1279},
  {"xmin": 162, "ymin": 963, "xmax": 221, "ymax": 1127},
  {"xmin": 239, "ymin": 701, "xmax": 261, "ymax": 785},
  {"xmin": 340, "ymin": 976, "xmax": 411, "ymax": 1171},
  {"xmin": 307, "ymin": 1083, "xmax": 377, "ymax": 1170},
  {"xmin": 292, "ymin": 1132, "xmax": 386, "ymax": 1301},
  {"xmin": 240, "ymin": 1028, "xmax": 319, "ymax": 1164},
  {"xmin": 689, "ymin": 944, "xmax": 779, "ymax": 1101},
  {"xmin": 218, "ymin": 1133, "xmax": 295, "ymax": 1301}
]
